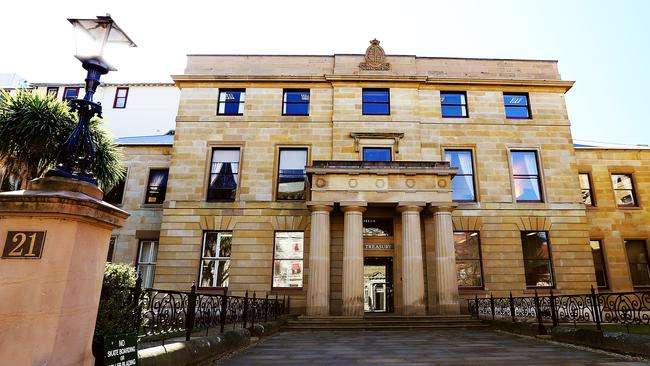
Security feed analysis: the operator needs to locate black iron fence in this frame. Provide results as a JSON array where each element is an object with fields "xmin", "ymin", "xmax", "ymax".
[
  {"xmin": 468, "ymin": 286, "xmax": 650, "ymax": 334},
  {"xmin": 98, "ymin": 280, "xmax": 289, "ymax": 344}
]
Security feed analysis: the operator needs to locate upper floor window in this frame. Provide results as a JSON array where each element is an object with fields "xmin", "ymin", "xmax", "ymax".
[
  {"xmin": 144, "ymin": 169, "xmax": 168, "ymax": 204},
  {"xmin": 445, "ymin": 150, "xmax": 476, "ymax": 202},
  {"xmin": 46, "ymin": 87, "xmax": 58, "ymax": 98},
  {"xmin": 104, "ymin": 169, "xmax": 127, "ymax": 205},
  {"xmin": 521, "ymin": 231, "xmax": 553, "ymax": 288},
  {"xmin": 454, "ymin": 231, "xmax": 483, "ymax": 288},
  {"xmin": 362, "ymin": 88, "xmax": 390, "ymax": 115},
  {"xmin": 217, "ymin": 89, "xmax": 245, "ymax": 115},
  {"xmin": 277, "ymin": 148, "xmax": 307, "ymax": 200},
  {"xmin": 590, "ymin": 240, "xmax": 608, "ymax": 288},
  {"xmin": 207, "ymin": 148, "xmax": 240, "ymax": 201},
  {"xmin": 113, "ymin": 87, "xmax": 129, "ymax": 109},
  {"xmin": 272, "ymin": 232, "xmax": 304, "ymax": 289},
  {"xmin": 511, "ymin": 150, "xmax": 543, "ymax": 202},
  {"xmin": 611, "ymin": 173, "xmax": 637, "ymax": 207},
  {"xmin": 503, "ymin": 93, "xmax": 531, "ymax": 119},
  {"xmin": 363, "ymin": 147, "xmax": 391, "ymax": 161},
  {"xmin": 199, "ymin": 231, "xmax": 232, "ymax": 288},
  {"xmin": 625, "ymin": 239, "xmax": 650, "ymax": 287},
  {"xmin": 440, "ymin": 91, "xmax": 468, "ymax": 118},
  {"xmin": 137, "ymin": 240, "xmax": 158, "ymax": 288},
  {"xmin": 63, "ymin": 87, "xmax": 80, "ymax": 101},
  {"xmin": 579, "ymin": 173, "xmax": 595, "ymax": 206},
  {"xmin": 282, "ymin": 89, "xmax": 310, "ymax": 116}
]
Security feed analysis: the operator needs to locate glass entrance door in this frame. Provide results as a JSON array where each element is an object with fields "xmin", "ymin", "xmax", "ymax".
[{"xmin": 363, "ymin": 257, "xmax": 393, "ymax": 313}]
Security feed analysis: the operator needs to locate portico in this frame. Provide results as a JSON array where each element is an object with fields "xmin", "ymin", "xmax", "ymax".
[{"xmin": 305, "ymin": 161, "xmax": 460, "ymax": 316}]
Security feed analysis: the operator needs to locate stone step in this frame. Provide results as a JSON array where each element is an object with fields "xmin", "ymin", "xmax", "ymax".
[
  {"xmin": 283, "ymin": 323, "xmax": 488, "ymax": 331},
  {"xmin": 288, "ymin": 319, "xmax": 482, "ymax": 325}
]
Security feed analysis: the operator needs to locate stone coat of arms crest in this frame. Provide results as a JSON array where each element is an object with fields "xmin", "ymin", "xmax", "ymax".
[{"xmin": 359, "ymin": 39, "xmax": 391, "ymax": 71}]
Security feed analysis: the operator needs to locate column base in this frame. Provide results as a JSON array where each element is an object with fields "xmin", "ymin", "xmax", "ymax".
[
  {"xmin": 431, "ymin": 303, "xmax": 461, "ymax": 316},
  {"xmin": 306, "ymin": 306, "xmax": 330, "ymax": 317}
]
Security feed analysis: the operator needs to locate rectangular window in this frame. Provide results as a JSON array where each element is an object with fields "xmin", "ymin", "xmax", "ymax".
[
  {"xmin": 217, "ymin": 89, "xmax": 245, "ymax": 115},
  {"xmin": 137, "ymin": 240, "xmax": 158, "ymax": 288},
  {"xmin": 363, "ymin": 147, "xmax": 392, "ymax": 161},
  {"xmin": 107, "ymin": 236, "xmax": 116, "ymax": 262},
  {"xmin": 445, "ymin": 150, "xmax": 476, "ymax": 202},
  {"xmin": 590, "ymin": 240, "xmax": 608, "ymax": 288},
  {"xmin": 199, "ymin": 231, "xmax": 232, "ymax": 288},
  {"xmin": 521, "ymin": 231, "xmax": 553, "ymax": 288},
  {"xmin": 63, "ymin": 87, "xmax": 80, "ymax": 101},
  {"xmin": 113, "ymin": 87, "xmax": 129, "ymax": 109},
  {"xmin": 579, "ymin": 173, "xmax": 595, "ymax": 206},
  {"xmin": 511, "ymin": 150, "xmax": 543, "ymax": 202},
  {"xmin": 611, "ymin": 173, "xmax": 637, "ymax": 207},
  {"xmin": 104, "ymin": 169, "xmax": 127, "ymax": 205},
  {"xmin": 207, "ymin": 148, "xmax": 240, "ymax": 201},
  {"xmin": 503, "ymin": 93, "xmax": 531, "ymax": 119},
  {"xmin": 282, "ymin": 89, "xmax": 309, "ymax": 116},
  {"xmin": 144, "ymin": 169, "xmax": 168, "ymax": 204},
  {"xmin": 272, "ymin": 232, "xmax": 304, "ymax": 288},
  {"xmin": 277, "ymin": 148, "xmax": 307, "ymax": 200},
  {"xmin": 46, "ymin": 87, "xmax": 58, "ymax": 98},
  {"xmin": 454, "ymin": 231, "xmax": 483, "ymax": 288},
  {"xmin": 362, "ymin": 88, "xmax": 390, "ymax": 115},
  {"xmin": 440, "ymin": 91, "xmax": 468, "ymax": 118},
  {"xmin": 625, "ymin": 239, "xmax": 650, "ymax": 287}
]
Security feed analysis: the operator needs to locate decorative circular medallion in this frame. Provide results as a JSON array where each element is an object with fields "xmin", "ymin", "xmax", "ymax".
[
  {"xmin": 316, "ymin": 178, "xmax": 326, "ymax": 188},
  {"xmin": 405, "ymin": 179, "xmax": 415, "ymax": 188},
  {"xmin": 375, "ymin": 179, "xmax": 386, "ymax": 188},
  {"xmin": 437, "ymin": 179, "xmax": 447, "ymax": 188},
  {"xmin": 348, "ymin": 178, "xmax": 358, "ymax": 188}
]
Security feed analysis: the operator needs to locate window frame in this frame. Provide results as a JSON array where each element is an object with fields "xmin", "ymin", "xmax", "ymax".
[
  {"xmin": 103, "ymin": 168, "xmax": 128, "ymax": 206},
  {"xmin": 503, "ymin": 92, "xmax": 532, "ymax": 119},
  {"xmin": 362, "ymin": 88, "xmax": 390, "ymax": 116},
  {"xmin": 624, "ymin": 239, "xmax": 650, "ymax": 288},
  {"xmin": 362, "ymin": 146, "xmax": 393, "ymax": 161},
  {"xmin": 46, "ymin": 87, "xmax": 59, "ymax": 98},
  {"xmin": 444, "ymin": 149, "xmax": 477, "ymax": 203},
  {"xmin": 107, "ymin": 235, "xmax": 117, "ymax": 262},
  {"xmin": 206, "ymin": 147, "xmax": 241, "ymax": 202},
  {"xmin": 521, "ymin": 231, "xmax": 555, "ymax": 289},
  {"xmin": 440, "ymin": 91, "xmax": 469, "ymax": 118},
  {"xmin": 143, "ymin": 168, "xmax": 169, "ymax": 205},
  {"xmin": 62, "ymin": 87, "xmax": 81, "ymax": 101},
  {"xmin": 136, "ymin": 240, "xmax": 158, "ymax": 289},
  {"xmin": 198, "ymin": 231, "xmax": 232, "ymax": 290},
  {"xmin": 217, "ymin": 88, "xmax": 246, "ymax": 116},
  {"xmin": 579, "ymin": 172, "xmax": 596, "ymax": 207},
  {"xmin": 611, "ymin": 173, "xmax": 639, "ymax": 208},
  {"xmin": 113, "ymin": 87, "xmax": 129, "ymax": 109},
  {"xmin": 454, "ymin": 231, "xmax": 484, "ymax": 290},
  {"xmin": 510, "ymin": 149, "xmax": 544, "ymax": 203},
  {"xmin": 590, "ymin": 239, "xmax": 608, "ymax": 289},
  {"xmin": 271, "ymin": 231, "xmax": 305, "ymax": 290},
  {"xmin": 282, "ymin": 89, "xmax": 310, "ymax": 116},
  {"xmin": 276, "ymin": 147, "xmax": 309, "ymax": 201}
]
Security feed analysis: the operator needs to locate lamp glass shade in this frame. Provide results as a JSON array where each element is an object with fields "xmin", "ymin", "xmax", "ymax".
[{"xmin": 68, "ymin": 15, "xmax": 136, "ymax": 70}]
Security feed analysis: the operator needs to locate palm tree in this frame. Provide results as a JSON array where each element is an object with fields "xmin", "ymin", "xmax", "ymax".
[{"xmin": 0, "ymin": 89, "xmax": 124, "ymax": 190}]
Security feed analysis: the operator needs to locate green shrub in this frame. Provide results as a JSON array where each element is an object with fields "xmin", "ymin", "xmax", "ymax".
[{"xmin": 94, "ymin": 263, "xmax": 139, "ymax": 339}]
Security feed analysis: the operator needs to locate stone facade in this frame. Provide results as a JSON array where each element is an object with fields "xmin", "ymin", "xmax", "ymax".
[{"xmin": 109, "ymin": 44, "xmax": 649, "ymax": 316}]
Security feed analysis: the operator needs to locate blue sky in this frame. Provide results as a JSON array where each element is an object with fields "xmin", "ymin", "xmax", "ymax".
[{"xmin": 1, "ymin": 0, "xmax": 648, "ymax": 144}]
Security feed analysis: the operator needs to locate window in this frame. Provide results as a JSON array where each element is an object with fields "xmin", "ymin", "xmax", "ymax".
[
  {"xmin": 277, "ymin": 148, "xmax": 307, "ymax": 200},
  {"xmin": 579, "ymin": 173, "xmax": 595, "ymax": 206},
  {"xmin": 272, "ymin": 232, "xmax": 304, "ymax": 288},
  {"xmin": 217, "ymin": 89, "xmax": 245, "ymax": 115},
  {"xmin": 282, "ymin": 89, "xmax": 309, "ymax": 116},
  {"xmin": 503, "ymin": 93, "xmax": 531, "ymax": 119},
  {"xmin": 362, "ymin": 88, "xmax": 390, "ymax": 115},
  {"xmin": 363, "ymin": 147, "xmax": 391, "ymax": 161},
  {"xmin": 454, "ymin": 231, "xmax": 483, "ymax": 288},
  {"xmin": 107, "ymin": 236, "xmax": 116, "ymax": 262},
  {"xmin": 511, "ymin": 150, "xmax": 543, "ymax": 202},
  {"xmin": 103, "ymin": 169, "xmax": 127, "ymax": 205},
  {"xmin": 144, "ymin": 169, "xmax": 168, "ymax": 204},
  {"xmin": 363, "ymin": 218, "xmax": 393, "ymax": 237},
  {"xmin": 590, "ymin": 240, "xmax": 608, "ymax": 288},
  {"xmin": 440, "ymin": 91, "xmax": 468, "ymax": 118},
  {"xmin": 113, "ymin": 87, "xmax": 129, "ymax": 108},
  {"xmin": 625, "ymin": 240, "xmax": 650, "ymax": 287},
  {"xmin": 46, "ymin": 87, "xmax": 58, "ymax": 98},
  {"xmin": 199, "ymin": 231, "xmax": 232, "ymax": 288},
  {"xmin": 137, "ymin": 240, "xmax": 158, "ymax": 288},
  {"xmin": 521, "ymin": 231, "xmax": 553, "ymax": 288},
  {"xmin": 445, "ymin": 150, "xmax": 476, "ymax": 202},
  {"xmin": 63, "ymin": 87, "xmax": 80, "ymax": 101},
  {"xmin": 207, "ymin": 148, "xmax": 240, "ymax": 201},
  {"xmin": 611, "ymin": 173, "xmax": 637, "ymax": 207}
]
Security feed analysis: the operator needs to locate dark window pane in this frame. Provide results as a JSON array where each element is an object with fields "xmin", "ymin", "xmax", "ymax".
[
  {"xmin": 363, "ymin": 218, "xmax": 393, "ymax": 236},
  {"xmin": 524, "ymin": 260, "xmax": 553, "ymax": 287},
  {"xmin": 505, "ymin": 106, "xmax": 530, "ymax": 118},
  {"xmin": 612, "ymin": 174, "xmax": 637, "ymax": 207},
  {"xmin": 284, "ymin": 91, "xmax": 310, "ymax": 103},
  {"xmin": 363, "ymin": 147, "xmax": 391, "ymax": 161},
  {"xmin": 441, "ymin": 92, "xmax": 466, "ymax": 105},
  {"xmin": 504, "ymin": 94, "xmax": 528, "ymax": 106},
  {"xmin": 362, "ymin": 103, "xmax": 390, "ymax": 115},
  {"xmin": 626, "ymin": 240, "xmax": 650, "ymax": 286},
  {"xmin": 362, "ymin": 90, "xmax": 389, "ymax": 103},
  {"xmin": 579, "ymin": 173, "xmax": 593, "ymax": 206},
  {"xmin": 441, "ymin": 105, "xmax": 467, "ymax": 117},
  {"xmin": 454, "ymin": 231, "xmax": 482, "ymax": 288},
  {"xmin": 277, "ymin": 149, "xmax": 307, "ymax": 200},
  {"xmin": 145, "ymin": 169, "xmax": 168, "ymax": 204},
  {"xmin": 284, "ymin": 103, "xmax": 309, "ymax": 115},
  {"xmin": 590, "ymin": 240, "xmax": 607, "ymax": 288},
  {"xmin": 104, "ymin": 174, "xmax": 126, "ymax": 205},
  {"xmin": 208, "ymin": 148, "xmax": 240, "ymax": 201},
  {"xmin": 218, "ymin": 90, "xmax": 245, "ymax": 115},
  {"xmin": 521, "ymin": 232, "xmax": 553, "ymax": 287}
]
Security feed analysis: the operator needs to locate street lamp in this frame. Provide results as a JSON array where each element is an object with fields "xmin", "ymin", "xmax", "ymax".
[{"xmin": 46, "ymin": 15, "xmax": 136, "ymax": 185}]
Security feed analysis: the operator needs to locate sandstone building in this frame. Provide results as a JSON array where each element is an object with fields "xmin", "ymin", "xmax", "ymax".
[{"xmin": 106, "ymin": 41, "xmax": 650, "ymax": 316}]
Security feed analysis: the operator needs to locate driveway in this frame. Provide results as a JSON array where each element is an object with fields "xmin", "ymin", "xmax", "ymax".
[{"xmin": 218, "ymin": 329, "xmax": 647, "ymax": 365}]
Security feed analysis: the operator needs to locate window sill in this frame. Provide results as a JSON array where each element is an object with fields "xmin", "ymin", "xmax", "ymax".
[
  {"xmin": 505, "ymin": 117, "xmax": 532, "ymax": 120},
  {"xmin": 441, "ymin": 116, "xmax": 469, "ymax": 119}
]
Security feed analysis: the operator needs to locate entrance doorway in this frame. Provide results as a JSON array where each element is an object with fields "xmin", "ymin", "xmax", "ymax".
[{"xmin": 363, "ymin": 257, "xmax": 394, "ymax": 313}]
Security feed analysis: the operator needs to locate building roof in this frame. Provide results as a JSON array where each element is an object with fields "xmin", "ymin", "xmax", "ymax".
[
  {"xmin": 114, "ymin": 130, "xmax": 174, "ymax": 146},
  {"xmin": 573, "ymin": 140, "xmax": 650, "ymax": 150},
  {"xmin": 31, "ymin": 82, "xmax": 175, "ymax": 87}
]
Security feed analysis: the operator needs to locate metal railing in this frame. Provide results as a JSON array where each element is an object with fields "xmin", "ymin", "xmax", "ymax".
[{"xmin": 468, "ymin": 286, "xmax": 650, "ymax": 334}]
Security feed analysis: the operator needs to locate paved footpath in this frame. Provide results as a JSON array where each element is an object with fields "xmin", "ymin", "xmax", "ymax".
[{"xmin": 217, "ymin": 329, "xmax": 649, "ymax": 365}]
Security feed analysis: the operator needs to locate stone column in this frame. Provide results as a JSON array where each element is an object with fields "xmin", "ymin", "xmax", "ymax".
[
  {"xmin": 341, "ymin": 203, "xmax": 366, "ymax": 317},
  {"xmin": 431, "ymin": 205, "xmax": 460, "ymax": 315},
  {"xmin": 306, "ymin": 203, "xmax": 333, "ymax": 316},
  {"xmin": 398, "ymin": 204, "xmax": 426, "ymax": 315}
]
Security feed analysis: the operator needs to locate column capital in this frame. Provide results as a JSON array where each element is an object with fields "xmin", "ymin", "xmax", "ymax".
[
  {"xmin": 397, "ymin": 203, "xmax": 425, "ymax": 213},
  {"xmin": 428, "ymin": 203, "xmax": 457, "ymax": 214},
  {"xmin": 307, "ymin": 201, "xmax": 334, "ymax": 212},
  {"xmin": 341, "ymin": 201, "xmax": 367, "ymax": 213}
]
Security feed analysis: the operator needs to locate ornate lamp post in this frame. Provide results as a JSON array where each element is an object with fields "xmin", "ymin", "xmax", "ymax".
[{"xmin": 46, "ymin": 15, "xmax": 136, "ymax": 185}]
